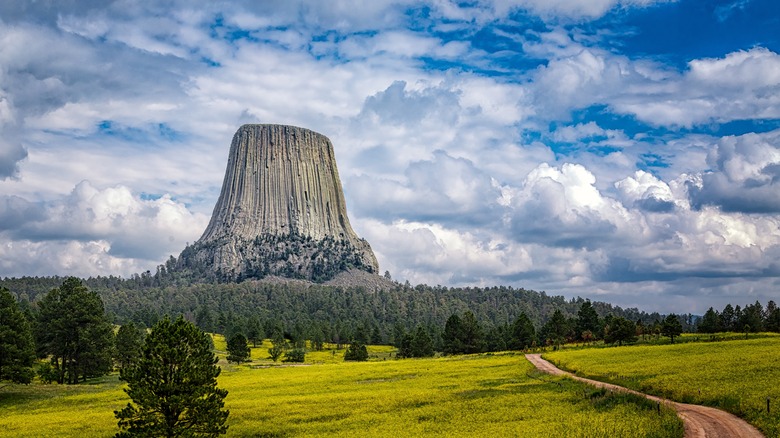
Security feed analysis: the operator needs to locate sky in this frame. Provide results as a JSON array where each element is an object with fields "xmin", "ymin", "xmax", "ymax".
[{"xmin": 1, "ymin": 0, "xmax": 779, "ymax": 314}]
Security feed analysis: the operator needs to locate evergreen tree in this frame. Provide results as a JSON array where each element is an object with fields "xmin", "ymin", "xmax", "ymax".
[
  {"xmin": 739, "ymin": 301, "xmax": 764, "ymax": 332},
  {"xmin": 698, "ymin": 307, "xmax": 721, "ymax": 333},
  {"xmin": 661, "ymin": 314, "xmax": 683, "ymax": 344},
  {"xmin": 311, "ymin": 326, "xmax": 325, "ymax": 351},
  {"xmin": 370, "ymin": 325, "xmax": 383, "ymax": 345},
  {"xmin": 282, "ymin": 348, "xmax": 306, "ymax": 363},
  {"xmin": 392, "ymin": 323, "xmax": 406, "ymax": 349},
  {"xmin": 0, "ymin": 287, "xmax": 36, "ymax": 384},
  {"xmin": 442, "ymin": 311, "xmax": 484, "ymax": 354},
  {"xmin": 115, "ymin": 322, "xmax": 145, "ymax": 376},
  {"xmin": 733, "ymin": 305, "xmax": 744, "ymax": 331},
  {"xmin": 603, "ymin": 316, "xmax": 637, "ymax": 346},
  {"xmin": 397, "ymin": 332, "xmax": 414, "ymax": 358},
  {"xmin": 36, "ymin": 278, "xmax": 114, "ymax": 384},
  {"xmin": 344, "ymin": 340, "xmax": 368, "ymax": 361},
  {"xmin": 459, "ymin": 311, "xmax": 484, "ymax": 354},
  {"xmin": 268, "ymin": 330, "xmax": 287, "ymax": 362},
  {"xmin": 765, "ymin": 301, "xmax": 780, "ymax": 332},
  {"xmin": 195, "ymin": 306, "xmax": 215, "ymax": 333},
  {"xmin": 409, "ymin": 326, "xmax": 435, "ymax": 357},
  {"xmin": 509, "ymin": 312, "xmax": 536, "ymax": 350},
  {"xmin": 765, "ymin": 300, "xmax": 778, "ymax": 321},
  {"xmin": 291, "ymin": 322, "xmax": 307, "ymax": 349},
  {"xmin": 115, "ymin": 316, "xmax": 229, "ymax": 437},
  {"xmin": 245, "ymin": 316, "xmax": 263, "ymax": 348},
  {"xmin": 441, "ymin": 314, "xmax": 464, "ymax": 354},
  {"xmin": 485, "ymin": 324, "xmax": 509, "ymax": 352},
  {"xmin": 720, "ymin": 304, "xmax": 736, "ymax": 331},
  {"xmin": 226, "ymin": 333, "xmax": 250, "ymax": 364},
  {"xmin": 540, "ymin": 309, "xmax": 568, "ymax": 349},
  {"xmin": 353, "ymin": 325, "xmax": 369, "ymax": 346},
  {"xmin": 635, "ymin": 320, "xmax": 645, "ymax": 340},
  {"xmin": 398, "ymin": 326, "xmax": 436, "ymax": 358},
  {"xmin": 576, "ymin": 300, "xmax": 601, "ymax": 340}
]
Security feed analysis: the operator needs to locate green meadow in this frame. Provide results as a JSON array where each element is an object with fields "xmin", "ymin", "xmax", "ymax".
[
  {"xmin": 545, "ymin": 336, "xmax": 780, "ymax": 436},
  {"xmin": 1, "ymin": 344, "xmax": 682, "ymax": 437}
]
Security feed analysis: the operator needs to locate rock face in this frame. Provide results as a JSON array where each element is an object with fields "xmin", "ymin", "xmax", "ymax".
[{"xmin": 179, "ymin": 124, "xmax": 378, "ymax": 282}]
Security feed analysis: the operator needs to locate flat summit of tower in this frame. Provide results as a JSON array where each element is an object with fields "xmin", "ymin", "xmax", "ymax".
[{"xmin": 177, "ymin": 124, "xmax": 378, "ymax": 282}]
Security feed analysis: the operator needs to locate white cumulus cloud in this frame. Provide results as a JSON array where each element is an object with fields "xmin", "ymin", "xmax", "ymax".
[{"xmin": 0, "ymin": 181, "xmax": 208, "ymax": 277}]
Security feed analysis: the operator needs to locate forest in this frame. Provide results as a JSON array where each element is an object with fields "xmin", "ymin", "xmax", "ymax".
[
  {"xmin": 3, "ymin": 272, "xmax": 778, "ymax": 359},
  {"xmin": 1, "ymin": 273, "xmax": 671, "ymax": 344}
]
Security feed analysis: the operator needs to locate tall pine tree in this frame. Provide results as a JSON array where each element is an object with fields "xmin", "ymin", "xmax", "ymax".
[
  {"xmin": 226, "ymin": 333, "xmax": 250, "ymax": 364},
  {"xmin": 36, "ymin": 278, "xmax": 114, "ymax": 384},
  {"xmin": 115, "ymin": 315, "xmax": 229, "ymax": 437},
  {"xmin": 510, "ymin": 312, "xmax": 536, "ymax": 350},
  {"xmin": 115, "ymin": 322, "xmax": 145, "ymax": 375},
  {"xmin": 576, "ymin": 300, "xmax": 601, "ymax": 340},
  {"xmin": 0, "ymin": 287, "xmax": 36, "ymax": 384},
  {"xmin": 662, "ymin": 314, "xmax": 683, "ymax": 344}
]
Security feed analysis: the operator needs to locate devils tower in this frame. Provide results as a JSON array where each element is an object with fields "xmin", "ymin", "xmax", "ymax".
[{"xmin": 178, "ymin": 124, "xmax": 378, "ymax": 282}]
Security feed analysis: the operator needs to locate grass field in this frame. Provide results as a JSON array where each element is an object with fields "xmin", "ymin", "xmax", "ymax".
[
  {"xmin": 0, "ymin": 346, "xmax": 682, "ymax": 437},
  {"xmin": 545, "ymin": 336, "xmax": 780, "ymax": 437}
]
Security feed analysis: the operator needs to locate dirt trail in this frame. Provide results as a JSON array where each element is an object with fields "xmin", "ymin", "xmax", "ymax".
[{"xmin": 525, "ymin": 354, "xmax": 764, "ymax": 438}]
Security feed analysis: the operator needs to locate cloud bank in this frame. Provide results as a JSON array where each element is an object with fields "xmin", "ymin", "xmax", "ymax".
[{"xmin": 1, "ymin": 0, "xmax": 779, "ymax": 313}]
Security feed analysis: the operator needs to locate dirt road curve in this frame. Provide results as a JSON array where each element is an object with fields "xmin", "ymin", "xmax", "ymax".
[{"xmin": 525, "ymin": 354, "xmax": 764, "ymax": 438}]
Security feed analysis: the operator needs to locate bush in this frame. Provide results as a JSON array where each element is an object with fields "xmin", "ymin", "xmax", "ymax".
[
  {"xmin": 37, "ymin": 362, "xmax": 58, "ymax": 384},
  {"xmin": 344, "ymin": 341, "xmax": 368, "ymax": 361},
  {"xmin": 283, "ymin": 348, "xmax": 306, "ymax": 363}
]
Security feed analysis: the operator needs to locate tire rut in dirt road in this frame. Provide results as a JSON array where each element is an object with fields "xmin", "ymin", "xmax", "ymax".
[{"xmin": 525, "ymin": 354, "xmax": 764, "ymax": 438}]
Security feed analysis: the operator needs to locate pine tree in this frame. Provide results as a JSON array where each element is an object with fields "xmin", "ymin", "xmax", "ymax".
[
  {"xmin": 662, "ymin": 314, "xmax": 683, "ymax": 344},
  {"xmin": 115, "ymin": 322, "xmax": 144, "ymax": 375},
  {"xmin": 311, "ymin": 326, "xmax": 325, "ymax": 351},
  {"xmin": 576, "ymin": 300, "xmax": 601, "ymax": 340},
  {"xmin": 344, "ymin": 340, "xmax": 368, "ymax": 361},
  {"xmin": 603, "ymin": 316, "xmax": 637, "ymax": 346},
  {"xmin": 0, "ymin": 287, "xmax": 36, "ymax": 384},
  {"xmin": 409, "ymin": 326, "xmax": 435, "ymax": 357},
  {"xmin": 245, "ymin": 316, "xmax": 263, "ymax": 348},
  {"xmin": 541, "ymin": 309, "xmax": 568, "ymax": 349},
  {"xmin": 459, "ymin": 311, "xmax": 484, "ymax": 354},
  {"xmin": 36, "ymin": 278, "xmax": 114, "ymax": 384},
  {"xmin": 442, "ymin": 314, "xmax": 464, "ymax": 354},
  {"xmin": 115, "ymin": 315, "xmax": 229, "ymax": 437},
  {"xmin": 195, "ymin": 306, "xmax": 215, "ymax": 333},
  {"xmin": 397, "ymin": 332, "xmax": 414, "ymax": 358},
  {"xmin": 282, "ymin": 347, "xmax": 306, "ymax": 363},
  {"xmin": 226, "ymin": 333, "xmax": 250, "ymax": 364},
  {"xmin": 268, "ymin": 330, "xmax": 287, "ymax": 362},
  {"xmin": 510, "ymin": 312, "xmax": 536, "ymax": 350},
  {"xmin": 765, "ymin": 300, "xmax": 780, "ymax": 332},
  {"xmin": 720, "ymin": 304, "xmax": 736, "ymax": 331},
  {"xmin": 698, "ymin": 307, "xmax": 721, "ymax": 333}
]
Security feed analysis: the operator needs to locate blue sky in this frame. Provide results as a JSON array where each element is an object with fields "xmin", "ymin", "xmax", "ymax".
[{"xmin": 1, "ymin": 0, "xmax": 779, "ymax": 313}]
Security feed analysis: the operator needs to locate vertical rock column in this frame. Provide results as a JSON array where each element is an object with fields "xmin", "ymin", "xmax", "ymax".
[{"xmin": 188, "ymin": 124, "xmax": 378, "ymax": 281}]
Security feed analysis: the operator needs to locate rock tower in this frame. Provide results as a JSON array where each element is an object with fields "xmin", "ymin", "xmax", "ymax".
[{"xmin": 178, "ymin": 124, "xmax": 378, "ymax": 282}]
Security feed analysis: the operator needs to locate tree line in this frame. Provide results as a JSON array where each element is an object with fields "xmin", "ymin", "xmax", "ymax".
[
  {"xmin": 1, "ymin": 275, "xmax": 679, "ymax": 348},
  {"xmin": 390, "ymin": 302, "xmax": 688, "ymax": 358},
  {"xmin": 5, "ymin": 276, "xmax": 779, "ymax": 386},
  {"xmin": 698, "ymin": 301, "xmax": 780, "ymax": 334}
]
